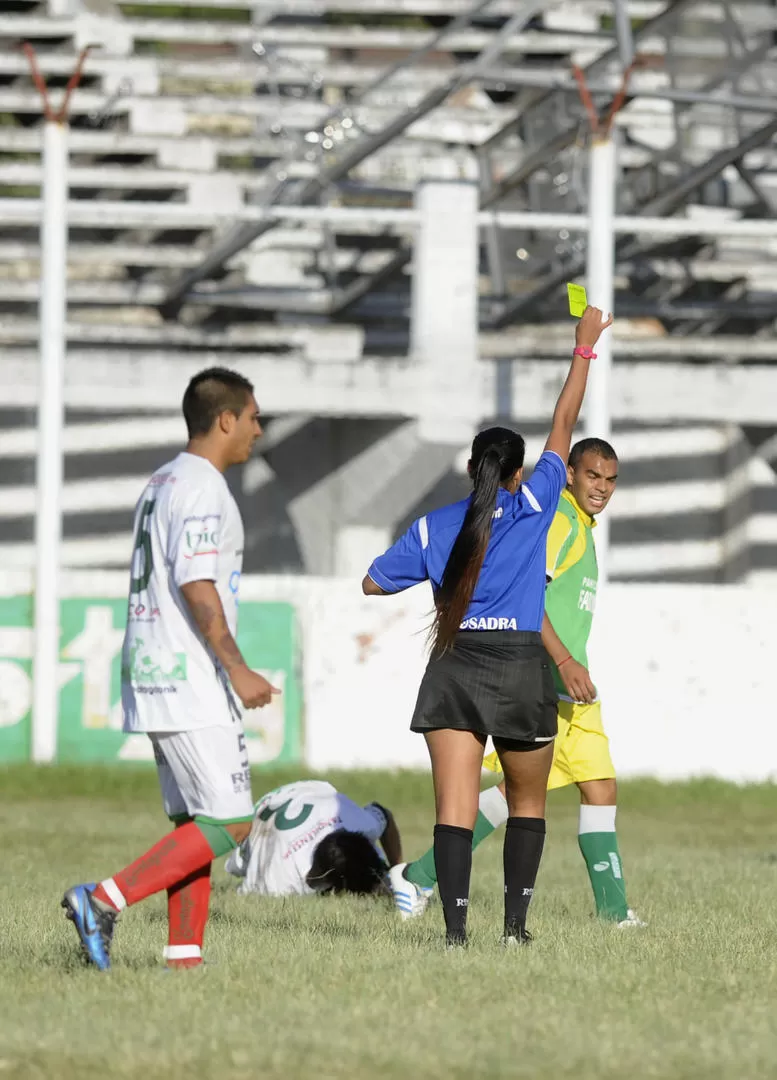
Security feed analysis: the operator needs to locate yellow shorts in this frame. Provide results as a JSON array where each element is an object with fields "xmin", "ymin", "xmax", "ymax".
[{"xmin": 481, "ymin": 700, "xmax": 615, "ymax": 790}]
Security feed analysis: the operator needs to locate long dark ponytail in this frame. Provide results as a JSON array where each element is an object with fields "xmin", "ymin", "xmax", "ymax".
[{"xmin": 430, "ymin": 427, "xmax": 526, "ymax": 657}]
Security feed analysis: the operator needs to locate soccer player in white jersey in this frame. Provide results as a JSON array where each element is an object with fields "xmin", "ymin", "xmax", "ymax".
[
  {"xmin": 62, "ymin": 368, "xmax": 280, "ymax": 971},
  {"xmin": 225, "ymin": 780, "xmax": 402, "ymax": 897}
]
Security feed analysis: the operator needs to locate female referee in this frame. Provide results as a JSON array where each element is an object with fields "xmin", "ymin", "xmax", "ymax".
[{"xmin": 362, "ymin": 306, "xmax": 612, "ymax": 948}]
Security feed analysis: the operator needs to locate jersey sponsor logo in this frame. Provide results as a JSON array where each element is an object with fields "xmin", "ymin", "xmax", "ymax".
[
  {"xmin": 578, "ymin": 589, "xmax": 596, "ymax": 613},
  {"xmin": 231, "ymin": 767, "xmax": 251, "ymax": 795},
  {"xmin": 127, "ymin": 601, "xmax": 160, "ymax": 623},
  {"xmin": 229, "ymin": 570, "xmax": 241, "ymax": 602},
  {"xmin": 459, "ymin": 616, "xmax": 519, "ymax": 630},
  {"xmin": 492, "ymin": 507, "xmax": 504, "ymax": 520},
  {"xmin": 148, "ymin": 471, "xmax": 175, "ymax": 487},
  {"xmin": 182, "ymin": 514, "xmax": 222, "ymax": 559},
  {"xmin": 122, "ymin": 636, "xmax": 188, "ymax": 691}
]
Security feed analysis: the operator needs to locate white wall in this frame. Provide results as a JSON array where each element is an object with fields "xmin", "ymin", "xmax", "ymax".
[
  {"xmin": 2, "ymin": 571, "xmax": 775, "ymax": 781},
  {"xmin": 250, "ymin": 577, "xmax": 777, "ymax": 782}
]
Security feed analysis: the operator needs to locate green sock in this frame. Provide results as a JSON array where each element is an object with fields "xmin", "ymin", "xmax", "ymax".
[
  {"xmin": 405, "ymin": 785, "xmax": 508, "ymax": 889},
  {"xmin": 578, "ymin": 805, "xmax": 629, "ymax": 921}
]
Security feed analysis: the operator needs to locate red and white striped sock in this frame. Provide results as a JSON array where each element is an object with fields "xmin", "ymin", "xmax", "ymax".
[
  {"xmin": 163, "ymin": 862, "xmax": 212, "ymax": 969},
  {"xmin": 92, "ymin": 822, "xmax": 215, "ymax": 912}
]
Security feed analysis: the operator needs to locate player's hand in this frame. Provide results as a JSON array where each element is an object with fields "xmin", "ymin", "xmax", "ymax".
[
  {"xmin": 575, "ymin": 306, "xmax": 613, "ymax": 349},
  {"xmin": 560, "ymin": 659, "xmax": 597, "ymax": 704},
  {"xmin": 231, "ymin": 666, "xmax": 282, "ymax": 709}
]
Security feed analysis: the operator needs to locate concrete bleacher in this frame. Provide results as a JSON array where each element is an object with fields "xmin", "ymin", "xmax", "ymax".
[{"xmin": 1, "ymin": 0, "xmax": 777, "ymax": 581}]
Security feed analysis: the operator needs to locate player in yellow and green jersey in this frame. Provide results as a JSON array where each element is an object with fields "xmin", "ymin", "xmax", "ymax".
[{"xmin": 391, "ymin": 438, "xmax": 645, "ymax": 927}]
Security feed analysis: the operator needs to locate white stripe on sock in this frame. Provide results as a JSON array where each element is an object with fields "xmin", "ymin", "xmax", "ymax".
[
  {"xmin": 479, "ymin": 785, "xmax": 509, "ymax": 829},
  {"xmin": 163, "ymin": 944, "xmax": 202, "ymax": 960},
  {"xmin": 578, "ymin": 804, "xmax": 617, "ymax": 835},
  {"xmin": 101, "ymin": 877, "xmax": 127, "ymax": 912}
]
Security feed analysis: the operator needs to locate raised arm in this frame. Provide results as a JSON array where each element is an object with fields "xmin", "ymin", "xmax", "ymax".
[
  {"xmin": 181, "ymin": 580, "xmax": 280, "ymax": 709},
  {"xmin": 544, "ymin": 306, "xmax": 613, "ymax": 461}
]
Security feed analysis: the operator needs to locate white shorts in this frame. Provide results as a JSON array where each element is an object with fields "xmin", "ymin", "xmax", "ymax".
[{"xmin": 150, "ymin": 725, "xmax": 254, "ymax": 823}]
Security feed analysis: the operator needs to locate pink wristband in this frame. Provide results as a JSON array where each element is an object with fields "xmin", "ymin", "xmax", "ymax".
[{"xmin": 573, "ymin": 346, "xmax": 597, "ymax": 360}]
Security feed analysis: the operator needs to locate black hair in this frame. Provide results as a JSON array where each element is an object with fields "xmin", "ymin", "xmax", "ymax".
[
  {"xmin": 305, "ymin": 829, "xmax": 388, "ymax": 896},
  {"xmin": 430, "ymin": 426, "xmax": 526, "ymax": 658},
  {"xmin": 182, "ymin": 367, "xmax": 255, "ymax": 439},
  {"xmin": 569, "ymin": 438, "xmax": 618, "ymax": 469}
]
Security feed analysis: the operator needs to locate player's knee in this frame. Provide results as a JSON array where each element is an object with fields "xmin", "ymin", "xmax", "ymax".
[{"xmin": 579, "ymin": 777, "xmax": 617, "ymax": 805}]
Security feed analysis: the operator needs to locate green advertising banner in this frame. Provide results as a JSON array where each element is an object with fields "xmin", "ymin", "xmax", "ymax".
[{"xmin": 0, "ymin": 596, "xmax": 302, "ymax": 766}]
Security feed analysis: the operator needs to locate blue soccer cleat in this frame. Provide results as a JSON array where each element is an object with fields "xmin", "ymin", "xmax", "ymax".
[{"xmin": 61, "ymin": 884, "xmax": 117, "ymax": 971}]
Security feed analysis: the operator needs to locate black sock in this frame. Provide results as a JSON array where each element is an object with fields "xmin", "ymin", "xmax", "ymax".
[
  {"xmin": 503, "ymin": 817, "xmax": 546, "ymax": 936},
  {"xmin": 433, "ymin": 824, "xmax": 473, "ymax": 944}
]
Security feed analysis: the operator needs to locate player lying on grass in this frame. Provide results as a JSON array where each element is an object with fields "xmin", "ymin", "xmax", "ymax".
[
  {"xmin": 390, "ymin": 439, "xmax": 644, "ymax": 928},
  {"xmin": 225, "ymin": 780, "xmax": 402, "ymax": 896}
]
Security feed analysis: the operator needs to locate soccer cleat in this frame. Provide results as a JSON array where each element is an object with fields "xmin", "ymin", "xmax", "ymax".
[
  {"xmin": 388, "ymin": 863, "xmax": 433, "ymax": 920},
  {"xmin": 61, "ymin": 884, "xmax": 117, "ymax": 971},
  {"xmin": 617, "ymin": 909, "xmax": 647, "ymax": 928},
  {"xmin": 503, "ymin": 927, "xmax": 533, "ymax": 948}
]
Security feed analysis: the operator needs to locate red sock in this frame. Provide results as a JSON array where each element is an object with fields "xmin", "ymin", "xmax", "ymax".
[
  {"xmin": 163, "ymin": 862, "xmax": 212, "ymax": 969},
  {"xmin": 92, "ymin": 822, "xmax": 215, "ymax": 911}
]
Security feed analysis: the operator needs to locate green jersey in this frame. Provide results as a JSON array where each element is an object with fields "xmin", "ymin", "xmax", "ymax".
[{"xmin": 545, "ymin": 489, "xmax": 598, "ymax": 697}]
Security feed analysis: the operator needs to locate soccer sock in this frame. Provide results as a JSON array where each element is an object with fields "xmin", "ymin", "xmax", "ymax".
[
  {"xmin": 164, "ymin": 861, "xmax": 212, "ymax": 969},
  {"xmin": 406, "ymin": 786, "xmax": 508, "ymax": 889},
  {"xmin": 92, "ymin": 822, "xmax": 217, "ymax": 912},
  {"xmin": 503, "ymin": 817, "xmax": 546, "ymax": 936},
  {"xmin": 433, "ymin": 824, "xmax": 473, "ymax": 945},
  {"xmin": 578, "ymin": 804, "xmax": 629, "ymax": 922}
]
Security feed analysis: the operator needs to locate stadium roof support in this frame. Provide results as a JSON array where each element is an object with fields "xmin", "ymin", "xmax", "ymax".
[
  {"xmin": 489, "ymin": 113, "xmax": 777, "ymax": 327},
  {"xmin": 158, "ymin": 0, "xmax": 550, "ymax": 319}
]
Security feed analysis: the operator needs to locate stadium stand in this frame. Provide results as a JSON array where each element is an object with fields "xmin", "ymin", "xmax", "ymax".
[{"xmin": 1, "ymin": 0, "xmax": 776, "ymax": 580}]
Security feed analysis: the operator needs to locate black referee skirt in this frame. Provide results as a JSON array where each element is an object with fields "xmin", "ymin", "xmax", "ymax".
[{"xmin": 410, "ymin": 630, "xmax": 558, "ymax": 745}]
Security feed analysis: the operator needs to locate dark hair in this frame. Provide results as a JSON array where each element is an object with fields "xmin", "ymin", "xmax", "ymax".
[
  {"xmin": 430, "ymin": 426, "xmax": 526, "ymax": 657},
  {"xmin": 182, "ymin": 367, "xmax": 255, "ymax": 439},
  {"xmin": 306, "ymin": 829, "xmax": 388, "ymax": 896},
  {"xmin": 569, "ymin": 438, "xmax": 618, "ymax": 469}
]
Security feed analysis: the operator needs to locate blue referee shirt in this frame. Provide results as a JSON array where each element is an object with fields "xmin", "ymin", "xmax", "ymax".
[{"xmin": 367, "ymin": 451, "xmax": 567, "ymax": 633}]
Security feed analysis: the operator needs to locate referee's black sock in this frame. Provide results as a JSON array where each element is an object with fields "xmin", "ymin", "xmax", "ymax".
[
  {"xmin": 433, "ymin": 824, "xmax": 473, "ymax": 945},
  {"xmin": 503, "ymin": 817, "xmax": 546, "ymax": 936}
]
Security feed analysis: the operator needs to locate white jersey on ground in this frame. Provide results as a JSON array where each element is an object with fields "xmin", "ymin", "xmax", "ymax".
[
  {"xmin": 225, "ymin": 780, "xmax": 388, "ymax": 896},
  {"xmin": 121, "ymin": 451, "xmax": 245, "ymax": 733}
]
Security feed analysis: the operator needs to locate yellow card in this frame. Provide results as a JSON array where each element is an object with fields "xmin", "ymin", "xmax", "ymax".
[{"xmin": 567, "ymin": 283, "xmax": 587, "ymax": 318}]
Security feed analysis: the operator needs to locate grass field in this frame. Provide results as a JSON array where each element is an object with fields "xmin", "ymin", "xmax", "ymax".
[{"xmin": 2, "ymin": 766, "xmax": 777, "ymax": 1080}]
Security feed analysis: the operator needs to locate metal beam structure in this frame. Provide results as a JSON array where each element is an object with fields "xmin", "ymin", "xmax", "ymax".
[
  {"xmin": 491, "ymin": 113, "xmax": 777, "ymax": 327},
  {"xmin": 5, "ymin": 0, "xmax": 777, "ymax": 360},
  {"xmin": 159, "ymin": 0, "xmax": 549, "ymax": 317}
]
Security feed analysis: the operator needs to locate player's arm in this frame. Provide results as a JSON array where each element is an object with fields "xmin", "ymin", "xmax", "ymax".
[
  {"xmin": 370, "ymin": 804, "xmax": 402, "ymax": 866},
  {"xmin": 180, "ymin": 580, "xmax": 280, "ymax": 710},
  {"xmin": 544, "ymin": 306, "xmax": 613, "ymax": 461},
  {"xmin": 542, "ymin": 611, "xmax": 596, "ymax": 704},
  {"xmin": 362, "ymin": 518, "xmax": 428, "ymax": 597}
]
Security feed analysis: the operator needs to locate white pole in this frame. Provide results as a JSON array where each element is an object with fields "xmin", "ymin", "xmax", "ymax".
[
  {"xmin": 585, "ymin": 135, "xmax": 616, "ymax": 584},
  {"xmin": 32, "ymin": 120, "xmax": 68, "ymax": 763}
]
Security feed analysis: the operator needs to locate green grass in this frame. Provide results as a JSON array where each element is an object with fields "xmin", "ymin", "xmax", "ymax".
[{"xmin": 2, "ymin": 767, "xmax": 777, "ymax": 1080}]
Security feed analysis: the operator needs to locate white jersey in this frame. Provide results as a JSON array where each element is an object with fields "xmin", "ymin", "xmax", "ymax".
[
  {"xmin": 121, "ymin": 451, "xmax": 245, "ymax": 733},
  {"xmin": 225, "ymin": 781, "xmax": 388, "ymax": 896}
]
